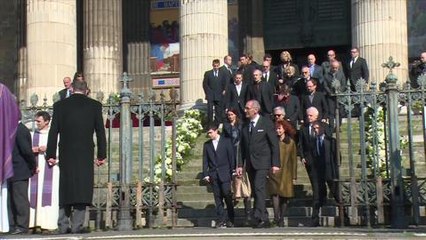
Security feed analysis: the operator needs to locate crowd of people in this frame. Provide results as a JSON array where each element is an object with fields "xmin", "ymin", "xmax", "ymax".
[
  {"xmin": 0, "ymin": 72, "xmax": 106, "ymax": 235},
  {"xmin": 201, "ymin": 48, "xmax": 374, "ymax": 228},
  {"xmin": 201, "ymin": 50, "xmax": 426, "ymax": 228}
]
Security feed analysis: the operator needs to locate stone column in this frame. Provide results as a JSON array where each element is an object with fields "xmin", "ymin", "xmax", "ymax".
[
  {"xmin": 123, "ymin": 0, "xmax": 151, "ymax": 96},
  {"xmin": 238, "ymin": 0, "xmax": 264, "ymax": 63},
  {"xmin": 17, "ymin": 0, "xmax": 27, "ymax": 99},
  {"xmin": 352, "ymin": 0, "xmax": 408, "ymax": 84},
  {"xmin": 26, "ymin": 0, "xmax": 76, "ymax": 103},
  {"xmin": 180, "ymin": 0, "xmax": 228, "ymax": 110},
  {"xmin": 83, "ymin": 0, "xmax": 122, "ymax": 98}
]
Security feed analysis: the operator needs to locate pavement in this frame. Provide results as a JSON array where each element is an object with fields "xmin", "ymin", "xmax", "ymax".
[{"xmin": 2, "ymin": 227, "xmax": 426, "ymax": 240}]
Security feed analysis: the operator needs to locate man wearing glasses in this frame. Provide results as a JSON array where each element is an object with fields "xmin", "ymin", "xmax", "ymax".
[
  {"xmin": 273, "ymin": 106, "xmax": 286, "ymax": 122},
  {"xmin": 237, "ymin": 100, "xmax": 280, "ymax": 228}
]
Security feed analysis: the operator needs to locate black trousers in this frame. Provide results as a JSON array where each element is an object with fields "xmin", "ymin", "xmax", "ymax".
[
  {"xmin": 8, "ymin": 179, "xmax": 30, "ymax": 232},
  {"xmin": 58, "ymin": 204, "xmax": 87, "ymax": 233},
  {"xmin": 306, "ymin": 163, "xmax": 341, "ymax": 222},
  {"xmin": 207, "ymin": 100, "xmax": 223, "ymax": 124},
  {"xmin": 211, "ymin": 177, "xmax": 234, "ymax": 224},
  {"xmin": 247, "ymin": 169, "xmax": 269, "ymax": 222}
]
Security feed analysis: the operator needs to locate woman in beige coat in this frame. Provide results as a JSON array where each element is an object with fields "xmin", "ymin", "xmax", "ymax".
[{"xmin": 268, "ymin": 119, "xmax": 297, "ymax": 227}]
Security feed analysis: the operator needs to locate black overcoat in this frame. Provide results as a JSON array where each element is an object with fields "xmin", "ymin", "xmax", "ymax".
[{"xmin": 46, "ymin": 94, "xmax": 106, "ymax": 206}]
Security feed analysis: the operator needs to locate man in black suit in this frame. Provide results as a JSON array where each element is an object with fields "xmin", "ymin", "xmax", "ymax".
[
  {"xmin": 8, "ymin": 121, "xmax": 36, "ymax": 234},
  {"xmin": 347, "ymin": 47, "xmax": 369, "ymax": 91},
  {"xmin": 299, "ymin": 107, "xmax": 326, "ymax": 227},
  {"xmin": 238, "ymin": 54, "xmax": 257, "ymax": 86},
  {"xmin": 301, "ymin": 79, "xmax": 328, "ymax": 123},
  {"xmin": 219, "ymin": 55, "xmax": 234, "ymax": 84},
  {"xmin": 237, "ymin": 100, "xmax": 280, "ymax": 228},
  {"xmin": 202, "ymin": 125, "xmax": 235, "ymax": 228},
  {"xmin": 46, "ymin": 79, "xmax": 106, "ymax": 234},
  {"xmin": 311, "ymin": 121, "xmax": 347, "ymax": 227},
  {"xmin": 293, "ymin": 66, "xmax": 312, "ymax": 99},
  {"xmin": 58, "ymin": 77, "xmax": 72, "ymax": 100},
  {"xmin": 247, "ymin": 69, "xmax": 274, "ymax": 116},
  {"xmin": 261, "ymin": 60, "xmax": 279, "ymax": 93},
  {"xmin": 224, "ymin": 72, "xmax": 248, "ymax": 120},
  {"xmin": 203, "ymin": 59, "xmax": 227, "ymax": 124}
]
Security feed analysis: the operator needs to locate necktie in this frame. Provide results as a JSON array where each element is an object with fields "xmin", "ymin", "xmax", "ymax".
[
  {"xmin": 310, "ymin": 125, "xmax": 315, "ymax": 138},
  {"xmin": 317, "ymin": 137, "xmax": 321, "ymax": 155},
  {"xmin": 350, "ymin": 58, "xmax": 355, "ymax": 68},
  {"xmin": 249, "ymin": 121, "xmax": 255, "ymax": 133},
  {"xmin": 214, "ymin": 71, "xmax": 218, "ymax": 77}
]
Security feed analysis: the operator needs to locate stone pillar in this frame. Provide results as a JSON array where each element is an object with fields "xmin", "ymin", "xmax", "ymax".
[
  {"xmin": 26, "ymin": 0, "xmax": 76, "ymax": 103},
  {"xmin": 83, "ymin": 0, "xmax": 122, "ymax": 98},
  {"xmin": 352, "ymin": 0, "xmax": 408, "ymax": 84},
  {"xmin": 238, "ymin": 0, "xmax": 264, "ymax": 63},
  {"xmin": 17, "ymin": 0, "xmax": 27, "ymax": 99},
  {"xmin": 180, "ymin": 0, "xmax": 228, "ymax": 110},
  {"xmin": 123, "ymin": 0, "xmax": 151, "ymax": 96}
]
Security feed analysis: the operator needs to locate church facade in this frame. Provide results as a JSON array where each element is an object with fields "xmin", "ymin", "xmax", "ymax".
[{"xmin": 0, "ymin": 0, "xmax": 422, "ymax": 109}]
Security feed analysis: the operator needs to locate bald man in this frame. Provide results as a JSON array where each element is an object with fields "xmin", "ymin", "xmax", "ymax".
[{"xmin": 58, "ymin": 77, "xmax": 72, "ymax": 100}]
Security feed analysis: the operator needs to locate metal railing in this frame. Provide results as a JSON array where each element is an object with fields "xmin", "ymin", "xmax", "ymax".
[
  {"xmin": 20, "ymin": 73, "xmax": 179, "ymax": 230},
  {"xmin": 332, "ymin": 57, "xmax": 426, "ymax": 228}
]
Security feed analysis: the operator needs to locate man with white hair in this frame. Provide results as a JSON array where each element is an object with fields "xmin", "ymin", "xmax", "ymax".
[{"xmin": 298, "ymin": 107, "xmax": 330, "ymax": 227}]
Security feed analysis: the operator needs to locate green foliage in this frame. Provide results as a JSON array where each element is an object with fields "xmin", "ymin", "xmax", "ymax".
[
  {"xmin": 149, "ymin": 109, "xmax": 204, "ymax": 183},
  {"xmin": 364, "ymin": 106, "xmax": 408, "ymax": 177}
]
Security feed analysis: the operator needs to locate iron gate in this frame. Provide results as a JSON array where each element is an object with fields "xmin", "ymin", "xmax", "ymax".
[
  {"xmin": 20, "ymin": 73, "xmax": 179, "ymax": 230},
  {"xmin": 332, "ymin": 57, "xmax": 426, "ymax": 228}
]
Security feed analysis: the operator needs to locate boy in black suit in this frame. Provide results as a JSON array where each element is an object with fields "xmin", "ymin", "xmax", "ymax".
[{"xmin": 202, "ymin": 125, "xmax": 235, "ymax": 228}]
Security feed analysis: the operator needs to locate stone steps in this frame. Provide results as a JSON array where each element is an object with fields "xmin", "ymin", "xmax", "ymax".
[{"xmin": 172, "ymin": 115, "xmax": 426, "ymax": 227}]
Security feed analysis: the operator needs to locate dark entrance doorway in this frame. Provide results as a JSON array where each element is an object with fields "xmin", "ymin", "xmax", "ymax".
[{"xmin": 267, "ymin": 45, "xmax": 352, "ymax": 72}]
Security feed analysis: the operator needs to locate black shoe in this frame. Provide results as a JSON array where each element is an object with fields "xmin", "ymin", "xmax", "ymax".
[
  {"xmin": 58, "ymin": 227, "xmax": 72, "ymax": 234},
  {"xmin": 71, "ymin": 228, "xmax": 91, "ymax": 234},
  {"xmin": 216, "ymin": 221, "xmax": 227, "ymax": 229},
  {"xmin": 9, "ymin": 228, "xmax": 28, "ymax": 235},
  {"xmin": 253, "ymin": 220, "xmax": 270, "ymax": 228},
  {"xmin": 344, "ymin": 216, "xmax": 350, "ymax": 226},
  {"xmin": 226, "ymin": 220, "xmax": 234, "ymax": 228},
  {"xmin": 309, "ymin": 220, "xmax": 320, "ymax": 227},
  {"xmin": 277, "ymin": 219, "xmax": 285, "ymax": 227}
]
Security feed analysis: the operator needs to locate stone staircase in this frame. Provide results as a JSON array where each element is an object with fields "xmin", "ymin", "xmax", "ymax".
[{"xmin": 175, "ymin": 115, "xmax": 426, "ymax": 227}]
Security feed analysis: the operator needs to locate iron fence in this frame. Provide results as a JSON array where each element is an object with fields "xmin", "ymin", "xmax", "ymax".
[
  {"xmin": 20, "ymin": 73, "xmax": 179, "ymax": 230},
  {"xmin": 333, "ymin": 57, "xmax": 426, "ymax": 227}
]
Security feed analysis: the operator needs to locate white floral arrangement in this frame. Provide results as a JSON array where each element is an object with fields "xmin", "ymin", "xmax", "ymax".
[
  {"xmin": 365, "ymin": 106, "xmax": 408, "ymax": 177},
  {"xmin": 149, "ymin": 109, "xmax": 204, "ymax": 183}
]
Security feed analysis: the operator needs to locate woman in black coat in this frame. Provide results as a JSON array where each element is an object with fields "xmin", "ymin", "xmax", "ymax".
[{"xmin": 222, "ymin": 108, "xmax": 251, "ymax": 224}]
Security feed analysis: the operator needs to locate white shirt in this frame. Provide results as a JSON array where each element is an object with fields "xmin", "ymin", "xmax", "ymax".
[
  {"xmin": 235, "ymin": 82, "xmax": 242, "ymax": 96},
  {"xmin": 212, "ymin": 135, "xmax": 220, "ymax": 151},
  {"xmin": 250, "ymin": 114, "xmax": 260, "ymax": 128},
  {"xmin": 350, "ymin": 57, "xmax": 358, "ymax": 68}
]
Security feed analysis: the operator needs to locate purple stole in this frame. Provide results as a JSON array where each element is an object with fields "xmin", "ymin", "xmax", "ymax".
[{"xmin": 30, "ymin": 131, "xmax": 53, "ymax": 208}]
